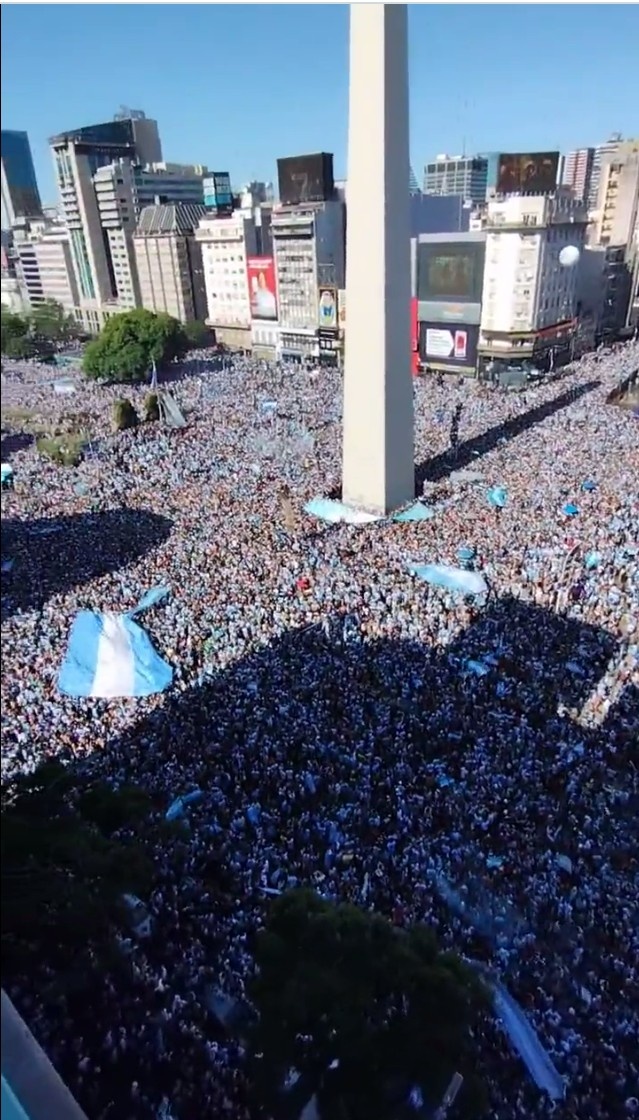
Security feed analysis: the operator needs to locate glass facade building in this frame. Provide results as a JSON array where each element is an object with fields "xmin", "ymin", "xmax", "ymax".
[{"xmin": 1, "ymin": 130, "xmax": 42, "ymax": 228}]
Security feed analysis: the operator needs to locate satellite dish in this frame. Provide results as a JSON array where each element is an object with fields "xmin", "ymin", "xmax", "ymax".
[{"xmin": 559, "ymin": 245, "xmax": 580, "ymax": 268}]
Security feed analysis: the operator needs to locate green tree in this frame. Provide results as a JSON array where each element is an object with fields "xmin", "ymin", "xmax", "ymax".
[
  {"xmin": 250, "ymin": 890, "xmax": 487, "ymax": 1120},
  {"xmin": 1, "ymin": 308, "xmax": 30, "ymax": 354},
  {"xmin": 112, "ymin": 398, "xmax": 139, "ymax": 431},
  {"xmin": 29, "ymin": 299, "xmax": 76, "ymax": 343},
  {"xmin": 1, "ymin": 762, "xmax": 154, "ymax": 977},
  {"xmin": 184, "ymin": 319, "xmax": 213, "ymax": 349},
  {"xmin": 36, "ymin": 432, "xmax": 86, "ymax": 467},
  {"xmin": 83, "ymin": 309, "xmax": 187, "ymax": 384}
]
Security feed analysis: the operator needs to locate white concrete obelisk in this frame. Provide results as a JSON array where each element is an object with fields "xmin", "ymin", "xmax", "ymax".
[{"xmin": 341, "ymin": 3, "xmax": 415, "ymax": 514}]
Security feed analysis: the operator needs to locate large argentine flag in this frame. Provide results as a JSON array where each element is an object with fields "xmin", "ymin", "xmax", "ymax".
[{"xmin": 59, "ymin": 608, "xmax": 173, "ymax": 699}]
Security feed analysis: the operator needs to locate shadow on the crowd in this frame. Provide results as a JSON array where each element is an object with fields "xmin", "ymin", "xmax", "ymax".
[
  {"xmin": 1, "ymin": 431, "xmax": 33, "ymax": 458},
  {"xmin": 414, "ymin": 378, "xmax": 601, "ymax": 490},
  {"xmin": 93, "ymin": 593, "xmax": 623, "ymax": 842},
  {"xmin": 1, "ymin": 508, "xmax": 173, "ymax": 620},
  {"xmin": 3, "ymin": 592, "xmax": 634, "ymax": 1120}
]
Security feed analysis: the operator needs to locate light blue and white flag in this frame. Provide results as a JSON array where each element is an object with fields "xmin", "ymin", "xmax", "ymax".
[{"xmin": 58, "ymin": 589, "xmax": 173, "ymax": 699}]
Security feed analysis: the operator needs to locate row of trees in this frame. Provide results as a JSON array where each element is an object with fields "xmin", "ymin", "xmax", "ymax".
[
  {"xmin": 1, "ymin": 300, "xmax": 78, "ymax": 359},
  {"xmin": 2, "ymin": 304, "xmax": 212, "ymax": 380},
  {"xmin": 82, "ymin": 310, "xmax": 212, "ymax": 383}
]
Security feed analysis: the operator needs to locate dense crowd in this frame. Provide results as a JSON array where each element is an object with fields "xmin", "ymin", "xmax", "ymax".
[{"xmin": 1, "ymin": 342, "xmax": 638, "ymax": 1120}]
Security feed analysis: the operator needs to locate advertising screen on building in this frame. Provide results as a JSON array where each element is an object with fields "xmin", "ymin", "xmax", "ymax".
[
  {"xmin": 203, "ymin": 171, "xmax": 233, "ymax": 215},
  {"xmin": 420, "ymin": 322, "xmax": 479, "ymax": 369},
  {"xmin": 417, "ymin": 241, "xmax": 485, "ymax": 304},
  {"xmin": 496, "ymin": 152, "xmax": 560, "ymax": 195},
  {"xmin": 247, "ymin": 256, "xmax": 277, "ymax": 321},
  {"xmin": 277, "ymin": 153, "xmax": 334, "ymax": 206},
  {"xmin": 338, "ymin": 289, "xmax": 346, "ymax": 332},
  {"xmin": 318, "ymin": 287, "xmax": 338, "ymax": 333}
]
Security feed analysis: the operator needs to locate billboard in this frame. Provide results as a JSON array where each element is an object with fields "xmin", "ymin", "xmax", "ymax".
[
  {"xmin": 420, "ymin": 322, "xmax": 479, "ymax": 370},
  {"xmin": 417, "ymin": 241, "xmax": 485, "ymax": 304},
  {"xmin": 318, "ymin": 287, "xmax": 338, "ymax": 333},
  {"xmin": 203, "ymin": 171, "xmax": 233, "ymax": 215},
  {"xmin": 338, "ymin": 289, "xmax": 346, "ymax": 332},
  {"xmin": 496, "ymin": 152, "xmax": 560, "ymax": 196},
  {"xmin": 277, "ymin": 152, "xmax": 334, "ymax": 206},
  {"xmin": 247, "ymin": 256, "xmax": 277, "ymax": 321}
]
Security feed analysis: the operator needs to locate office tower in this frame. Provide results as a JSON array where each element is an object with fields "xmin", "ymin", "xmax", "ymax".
[
  {"xmin": 478, "ymin": 193, "xmax": 587, "ymax": 373},
  {"xmin": 423, "ymin": 155, "xmax": 488, "ymax": 203},
  {"xmin": 271, "ymin": 197, "xmax": 345, "ymax": 363},
  {"xmin": 196, "ymin": 210, "xmax": 260, "ymax": 351},
  {"xmin": 559, "ymin": 147, "xmax": 595, "ymax": 202},
  {"xmin": 49, "ymin": 110, "xmax": 163, "ymax": 331},
  {"xmin": 591, "ymin": 139, "xmax": 639, "ymax": 251},
  {"xmin": 1, "ymin": 130, "xmax": 42, "ymax": 229},
  {"xmin": 133, "ymin": 203, "xmax": 208, "ymax": 322},
  {"xmin": 342, "ymin": 3, "xmax": 414, "ymax": 513},
  {"xmin": 587, "ymin": 133, "xmax": 623, "ymax": 211}
]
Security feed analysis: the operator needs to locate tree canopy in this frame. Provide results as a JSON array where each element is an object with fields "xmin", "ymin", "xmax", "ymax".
[
  {"xmin": 1, "ymin": 761, "xmax": 155, "ymax": 979},
  {"xmin": 82, "ymin": 309, "xmax": 188, "ymax": 383},
  {"xmin": 183, "ymin": 319, "xmax": 214, "ymax": 349},
  {"xmin": 250, "ymin": 889, "xmax": 488, "ymax": 1120},
  {"xmin": 1, "ymin": 301, "xmax": 77, "ymax": 358}
]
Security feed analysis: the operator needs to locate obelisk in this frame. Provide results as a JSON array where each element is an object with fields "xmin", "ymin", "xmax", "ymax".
[{"xmin": 341, "ymin": 3, "xmax": 415, "ymax": 514}]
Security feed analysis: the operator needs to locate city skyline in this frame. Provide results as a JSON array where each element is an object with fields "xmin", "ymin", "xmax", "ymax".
[{"xmin": 2, "ymin": 3, "xmax": 638, "ymax": 205}]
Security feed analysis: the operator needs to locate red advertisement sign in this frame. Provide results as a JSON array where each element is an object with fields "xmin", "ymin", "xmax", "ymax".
[
  {"xmin": 247, "ymin": 256, "xmax": 278, "ymax": 321},
  {"xmin": 454, "ymin": 330, "xmax": 467, "ymax": 359},
  {"xmin": 410, "ymin": 297, "xmax": 419, "ymax": 376}
]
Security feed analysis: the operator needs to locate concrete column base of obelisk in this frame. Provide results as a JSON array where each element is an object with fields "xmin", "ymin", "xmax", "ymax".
[{"xmin": 341, "ymin": 3, "xmax": 415, "ymax": 515}]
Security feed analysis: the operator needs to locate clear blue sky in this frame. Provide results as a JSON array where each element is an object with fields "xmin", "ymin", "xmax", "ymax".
[{"xmin": 2, "ymin": 3, "xmax": 638, "ymax": 204}]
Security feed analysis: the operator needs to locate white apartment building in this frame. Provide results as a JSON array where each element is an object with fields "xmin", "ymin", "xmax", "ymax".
[
  {"xmin": 589, "ymin": 139, "xmax": 639, "ymax": 252},
  {"xmin": 271, "ymin": 199, "xmax": 345, "ymax": 360},
  {"xmin": 479, "ymin": 192, "xmax": 587, "ymax": 369},
  {"xmin": 196, "ymin": 212, "xmax": 258, "ymax": 349},
  {"xmin": 10, "ymin": 217, "xmax": 78, "ymax": 312}
]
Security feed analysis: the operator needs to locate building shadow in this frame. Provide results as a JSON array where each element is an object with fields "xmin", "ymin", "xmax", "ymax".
[
  {"xmin": 414, "ymin": 379, "xmax": 601, "ymax": 490},
  {"xmin": 1, "ymin": 508, "xmax": 173, "ymax": 620},
  {"xmin": 1, "ymin": 431, "xmax": 34, "ymax": 459},
  {"xmin": 1, "ymin": 595, "xmax": 633, "ymax": 1119}
]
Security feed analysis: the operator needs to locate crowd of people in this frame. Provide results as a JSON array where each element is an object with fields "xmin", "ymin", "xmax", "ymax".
[{"xmin": 1, "ymin": 341, "xmax": 638, "ymax": 1120}]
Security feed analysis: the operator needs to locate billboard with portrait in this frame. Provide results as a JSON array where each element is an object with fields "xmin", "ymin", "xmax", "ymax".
[
  {"xmin": 247, "ymin": 256, "xmax": 278, "ymax": 321},
  {"xmin": 277, "ymin": 153, "xmax": 334, "ymax": 206},
  {"xmin": 318, "ymin": 287, "xmax": 338, "ymax": 332},
  {"xmin": 417, "ymin": 241, "xmax": 485, "ymax": 304},
  {"xmin": 496, "ymin": 152, "xmax": 560, "ymax": 196}
]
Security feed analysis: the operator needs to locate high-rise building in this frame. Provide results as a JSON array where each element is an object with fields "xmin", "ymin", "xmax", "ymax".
[
  {"xmin": 133, "ymin": 203, "xmax": 208, "ymax": 322},
  {"xmin": 271, "ymin": 198, "xmax": 345, "ymax": 362},
  {"xmin": 92, "ymin": 159, "xmax": 207, "ymax": 313},
  {"xmin": 49, "ymin": 110, "xmax": 163, "ymax": 331},
  {"xmin": 423, "ymin": 155, "xmax": 488, "ymax": 203},
  {"xmin": 478, "ymin": 192, "xmax": 588, "ymax": 372},
  {"xmin": 1, "ymin": 130, "xmax": 42, "ymax": 229},
  {"xmin": 196, "ymin": 211, "xmax": 260, "ymax": 351},
  {"xmin": 590, "ymin": 139, "xmax": 639, "ymax": 251},
  {"xmin": 559, "ymin": 148, "xmax": 595, "ymax": 202},
  {"xmin": 587, "ymin": 133, "xmax": 623, "ymax": 211},
  {"xmin": 9, "ymin": 215, "xmax": 78, "ymax": 312}
]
